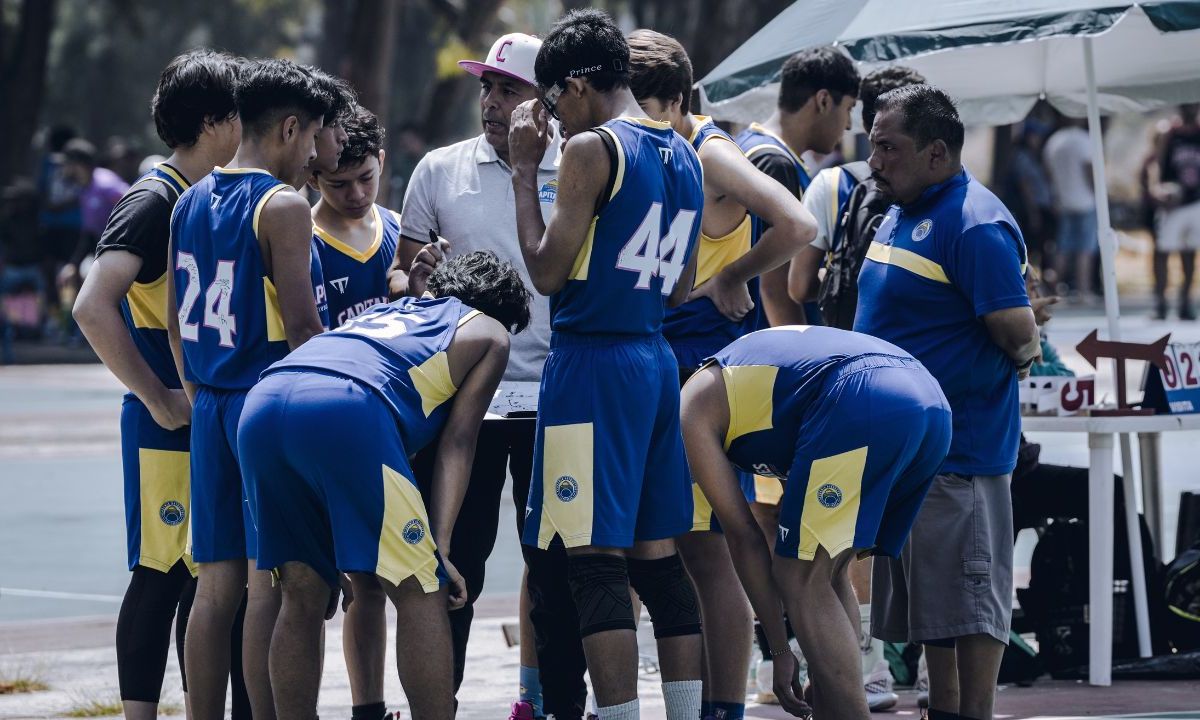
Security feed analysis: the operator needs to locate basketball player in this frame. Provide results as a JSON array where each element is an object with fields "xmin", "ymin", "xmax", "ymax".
[
  {"xmin": 166, "ymin": 58, "xmax": 331, "ymax": 720},
  {"xmin": 735, "ymin": 47, "xmax": 859, "ymax": 327},
  {"xmin": 509, "ymin": 10, "xmax": 704, "ymax": 720},
  {"xmin": 625, "ymin": 29, "xmax": 817, "ymax": 720},
  {"xmin": 239, "ymin": 250, "xmax": 529, "ymax": 720},
  {"xmin": 308, "ymin": 104, "xmax": 403, "ymax": 718},
  {"xmin": 73, "ymin": 49, "xmax": 242, "ymax": 720},
  {"xmin": 681, "ymin": 326, "xmax": 952, "ymax": 720}
]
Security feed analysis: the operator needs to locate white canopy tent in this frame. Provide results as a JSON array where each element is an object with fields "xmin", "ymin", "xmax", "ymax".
[{"xmin": 698, "ymin": 0, "xmax": 1200, "ymax": 687}]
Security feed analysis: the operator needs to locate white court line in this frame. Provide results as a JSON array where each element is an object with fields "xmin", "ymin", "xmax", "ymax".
[{"xmin": 0, "ymin": 587, "xmax": 123, "ymax": 603}]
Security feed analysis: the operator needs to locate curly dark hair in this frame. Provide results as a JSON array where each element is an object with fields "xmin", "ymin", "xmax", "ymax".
[
  {"xmin": 306, "ymin": 66, "xmax": 357, "ymax": 126},
  {"xmin": 536, "ymin": 8, "xmax": 630, "ymax": 92},
  {"xmin": 335, "ymin": 105, "xmax": 385, "ymax": 171},
  {"xmin": 427, "ymin": 251, "xmax": 532, "ymax": 334},
  {"xmin": 859, "ymin": 66, "xmax": 925, "ymax": 133}
]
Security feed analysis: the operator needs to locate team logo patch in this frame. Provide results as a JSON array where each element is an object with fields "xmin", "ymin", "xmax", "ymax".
[
  {"xmin": 554, "ymin": 475, "xmax": 579, "ymax": 503},
  {"xmin": 912, "ymin": 219, "xmax": 933, "ymax": 242},
  {"xmin": 402, "ymin": 519, "xmax": 426, "ymax": 545},
  {"xmin": 539, "ymin": 179, "xmax": 558, "ymax": 204},
  {"xmin": 159, "ymin": 501, "xmax": 185, "ymax": 526},
  {"xmin": 816, "ymin": 483, "xmax": 843, "ymax": 509}
]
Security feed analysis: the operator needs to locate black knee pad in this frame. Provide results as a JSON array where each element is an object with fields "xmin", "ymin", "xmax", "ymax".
[
  {"xmin": 567, "ymin": 553, "xmax": 636, "ymax": 638},
  {"xmin": 627, "ymin": 554, "xmax": 701, "ymax": 639}
]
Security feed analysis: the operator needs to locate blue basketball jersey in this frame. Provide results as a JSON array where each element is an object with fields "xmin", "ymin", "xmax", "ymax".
[
  {"xmin": 734, "ymin": 123, "xmax": 812, "ymax": 195},
  {"xmin": 314, "ymin": 204, "xmax": 400, "ymax": 328},
  {"xmin": 550, "ymin": 118, "xmax": 704, "ymax": 336},
  {"xmin": 663, "ymin": 116, "xmax": 760, "ymax": 369},
  {"xmin": 172, "ymin": 167, "xmax": 294, "ymax": 389},
  {"xmin": 264, "ymin": 296, "xmax": 479, "ymax": 453},
  {"xmin": 705, "ymin": 326, "xmax": 917, "ymax": 478},
  {"xmin": 120, "ymin": 163, "xmax": 191, "ymax": 389}
]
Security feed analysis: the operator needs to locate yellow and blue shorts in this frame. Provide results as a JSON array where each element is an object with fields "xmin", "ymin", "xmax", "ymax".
[
  {"xmin": 523, "ymin": 332, "xmax": 692, "ymax": 550},
  {"xmin": 237, "ymin": 370, "xmax": 444, "ymax": 591},
  {"xmin": 120, "ymin": 394, "xmax": 191, "ymax": 572},
  {"xmin": 691, "ymin": 473, "xmax": 782, "ymax": 532},
  {"xmin": 189, "ymin": 385, "xmax": 256, "ymax": 563},
  {"xmin": 774, "ymin": 358, "xmax": 952, "ymax": 561}
]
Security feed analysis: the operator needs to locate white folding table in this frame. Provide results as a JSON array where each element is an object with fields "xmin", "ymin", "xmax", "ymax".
[{"xmin": 1020, "ymin": 413, "xmax": 1200, "ymax": 686}]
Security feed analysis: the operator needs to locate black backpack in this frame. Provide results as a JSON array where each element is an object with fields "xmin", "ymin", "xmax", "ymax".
[
  {"xmin": 815, "ymin": 161, "xmax": 892, "ymax": 330},
  {"xmin": 1017, "ymin": 515, "xmax": 1170, "ymax": 677}
]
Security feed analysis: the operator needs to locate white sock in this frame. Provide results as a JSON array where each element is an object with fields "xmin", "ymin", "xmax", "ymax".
[
  {"xmin": 662, "ymin": 680, "xmax": 702, "ymax": 720},
  {"xmin": 859, "ymin": 603, "xmax": 884, "ymax": 677},
  {"xmin": 597, "ymin": 698, "xmax": 639, "ymax": 720}
]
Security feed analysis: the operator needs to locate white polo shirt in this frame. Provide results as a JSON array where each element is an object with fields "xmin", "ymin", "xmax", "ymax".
[{"xmin": 401, "ymin": 130, "xmax": 559, "ymax": 382}]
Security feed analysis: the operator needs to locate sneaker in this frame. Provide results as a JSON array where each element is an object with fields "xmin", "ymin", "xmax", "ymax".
[
  {"xmin": 863, "ymin": 658, "xmax": 899, "ymax": 711},
  {"xmin": 509, "ymin": 702, "xmax": 536, "ymax": 720},
  {"xmin": 916, "ymin": 650, "xmax": 929, "ymax": 709}
]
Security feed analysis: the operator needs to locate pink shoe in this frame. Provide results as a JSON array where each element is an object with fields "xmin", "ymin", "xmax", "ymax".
[{"xmin": 509, "ymin": 701, "xmax": 536, "ymax": 720}]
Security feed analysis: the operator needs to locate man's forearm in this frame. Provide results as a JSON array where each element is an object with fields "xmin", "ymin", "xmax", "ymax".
[
  {"xmin": 511, "ymin": 170, "xmax": 548, "ymax": 278},
  {"xmin": 75, "ymin": 302, "xmax": 171, "ymax": 407},
  {"xmin": 720, "ymin": 224, "xmax": 798, "ymax": 287},
  {"xmin": 430, "ymin": 442, "xmax": 474, "ymax": 552}
]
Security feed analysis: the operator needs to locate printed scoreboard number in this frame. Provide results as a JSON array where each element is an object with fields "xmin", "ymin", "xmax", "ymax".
[{"xmin": 1144, "ymin": 341, "xmax": 1200, "ymax": 414}]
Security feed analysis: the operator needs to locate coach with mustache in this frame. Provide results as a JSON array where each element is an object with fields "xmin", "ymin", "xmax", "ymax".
[{"xmin": 853, "ymin": 84, "xmax": 1040, "ymax": 720}]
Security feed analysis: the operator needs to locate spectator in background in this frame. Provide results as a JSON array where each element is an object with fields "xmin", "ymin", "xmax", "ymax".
[
  {"xmin": 62, "ymin": 139, "xmax": 129, "ymax": 270},
  {"xmin": 1140, "ymin": 121, "xmax": 1171, "ymax": 320},
  {"xmin": 1043, "ymin": 118, "xmax": 1098, "ymax": 301},
  {"xmin": 36, "ymin": 125, "xmax": 83, "ymax": 319},
  {"xmin": 1004, "ymin": 121, "xmax": 1055, "ymax": 277},
  {"xmin": 106, "ymin": 137, "xmax": 143, "ymax": 184},
  {"xmin": 1154, "ymin": 103, "xmax": 1200, "ymax": 320}
]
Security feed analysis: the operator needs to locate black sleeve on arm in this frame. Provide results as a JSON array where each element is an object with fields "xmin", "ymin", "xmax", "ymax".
[
  {"xmin": 95, "ymin": 185, "xmax": 173, "ymax": 285},
  {"xmin": 748, "ymin": 151, "xmax": 801, "ymax": 232}
]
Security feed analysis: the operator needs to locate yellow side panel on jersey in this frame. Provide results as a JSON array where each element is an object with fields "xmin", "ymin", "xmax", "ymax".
[
  {"xmin": 408, "ymin": 350, "xmax": 457, "ymax": 417},
  {"xmin": 695, "ymin": 214, "xmax": 752, "ymax": 287},
  {"xmin": 263, "ymin": 277, "xmax": 286, "ymax": 342},
  {"xmin": 538, "ymin": 422, "xmax": 595, "ymax": 549},
  {"xmin": 753, "ymin": 474, "xmax": 784, "ymax": 505},
  {"xmin": 594, "ymin": 126, "xmax": 626, "ymax": 201},
  {"xmin": 722, "ymin": 364, "xmax": 778, "ymax": 450},
  {"xmin": 796, "ymin": 446, "xmax": 867, "ymax": 561},
  {"xmin": 865, "ymin": 242, "xmax": 950, "ymax": 284},
  {"xmin": 691, "ymin": 482, "xmax": 715, "ymax": 532},
  {"xmin": 138, "ymin": 448, "xmax": 191, "ymax": 572},
  {"xmin": 569, "ymin": 217, "xmax": 598, "ymax": 281},
  {"xmin": 127, "ymin": 274, "xmax": 169, "ymax": 330},
  {"xmin": 377, "ymin": 464, "xmax": 441, "ymax": 592}
]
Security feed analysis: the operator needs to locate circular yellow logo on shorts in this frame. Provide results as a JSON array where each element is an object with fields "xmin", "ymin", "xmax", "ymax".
[{"xmin": 817, "ymin": 484, "xmax": 843, "ymax": 509}]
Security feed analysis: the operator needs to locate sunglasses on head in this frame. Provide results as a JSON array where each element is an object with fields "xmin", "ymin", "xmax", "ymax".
[{"xmin": 540, "ymin": 82, "xmax": 564, "ymax": 121}]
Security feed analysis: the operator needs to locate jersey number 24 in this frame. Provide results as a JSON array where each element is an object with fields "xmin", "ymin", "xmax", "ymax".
[{"xmin": 616, "ymin": 203, "xmax": 697, "ymax": 295}]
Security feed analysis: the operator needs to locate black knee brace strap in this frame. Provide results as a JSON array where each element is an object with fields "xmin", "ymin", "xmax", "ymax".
[
  {"xmin": 567, "ymin": 554, "xmax": 635, "ymax": 638},
  {"xmin": 627, "ymin": 554, "xmax": 702, "ymax": 639}
]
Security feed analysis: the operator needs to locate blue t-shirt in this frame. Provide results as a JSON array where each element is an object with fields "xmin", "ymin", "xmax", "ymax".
[{"xmin": 853, "ymin": 169, "xmax": 1029, "ymax": 476}]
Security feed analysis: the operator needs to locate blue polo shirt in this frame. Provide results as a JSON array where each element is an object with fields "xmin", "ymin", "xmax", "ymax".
[{"xmin": 853, "ymin": 169, "xmax": 1028, "ymax": 476}]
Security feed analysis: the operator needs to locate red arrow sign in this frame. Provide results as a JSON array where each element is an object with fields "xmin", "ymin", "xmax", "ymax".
[{"xmin": 1075, "ymin": 329, "xmax": 1170, "ymax": 369}]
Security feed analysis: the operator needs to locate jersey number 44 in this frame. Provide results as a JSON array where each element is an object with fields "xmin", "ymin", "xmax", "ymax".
[{"xmin": 616, "ymin": 203, "xmax": 697, "ymax": 295}]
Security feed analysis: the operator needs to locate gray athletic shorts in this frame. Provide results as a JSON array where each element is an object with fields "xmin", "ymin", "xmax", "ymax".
[{"xmin": 871, "ymin": 472, "xmax": 1013, "ymax": 645}]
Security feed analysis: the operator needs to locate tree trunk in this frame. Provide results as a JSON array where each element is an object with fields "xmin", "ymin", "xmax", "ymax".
[
  {"xmin": 0, "ymin": 0, "xmax": 58, "ymax": 186},
  {"xmin": 340, "ymin": 0, "xmax": 399, "ymax": 199}
]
